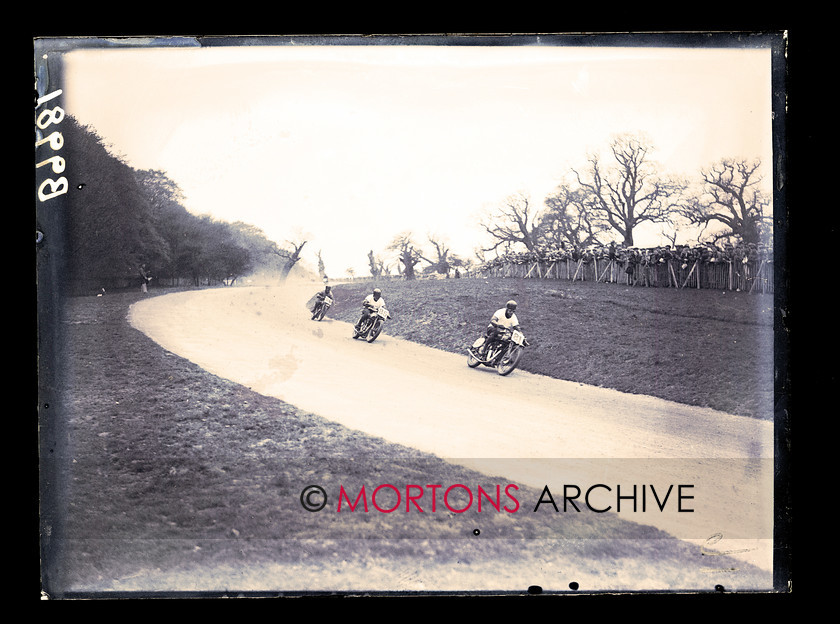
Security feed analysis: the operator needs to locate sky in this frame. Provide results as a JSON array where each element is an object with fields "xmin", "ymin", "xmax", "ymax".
[{"xmin": 55, "ymin": 37, "xmax": 776, "ymax": 277}]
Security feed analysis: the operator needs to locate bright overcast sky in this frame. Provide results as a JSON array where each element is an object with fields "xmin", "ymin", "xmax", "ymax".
[{"xmin": 57, "ymin": 39, "xmax": 775, "ymax": 276}]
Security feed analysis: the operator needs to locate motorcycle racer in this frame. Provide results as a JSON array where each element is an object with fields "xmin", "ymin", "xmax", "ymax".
[
  {"xmin": 310, "ymin": 284, "xmax": 333, "ymax": 320},
  {"xmin": 471, "ymin": 300, "xmax": 523, "ymax": 357},
  {"xmin": 353, "ymin": 287, "xmax": 386, "ymax": 336},
  {"xmin": 311, "ymin": 284, "xmax": 332, "ymax": 315}
]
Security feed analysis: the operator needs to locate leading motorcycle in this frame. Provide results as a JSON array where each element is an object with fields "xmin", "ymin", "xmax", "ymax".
[
  {"xmin": 311, "ymin": 294, "xmax": 334, "ymax": 321},
  {"xmin": 353, "ymin": 306, "xmax": 391, "ymax": 343},
  {"xmin": 467, "ymin": 328, "xmax": 528, "ymax": 376}
]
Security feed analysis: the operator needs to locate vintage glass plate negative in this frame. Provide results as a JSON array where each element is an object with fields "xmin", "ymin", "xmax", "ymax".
[{"xmin": 36, "ymin": 32, "xmax": 790, "ymax": 598}]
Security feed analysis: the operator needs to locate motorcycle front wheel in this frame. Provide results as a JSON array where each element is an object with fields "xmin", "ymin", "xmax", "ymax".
[
  {"xmin": 317, "ymin": 304, "xmax": 328, "ymax": 321},
  {"xmin": 354, "ymin": 319, "xmax": 370, "ymax": 339},
  {"xmin": 311, "ymin": 304, "xmax": 321, "ymax": 320},
  {"xmin": 366, "ymin": 319, "xmax": 383, "ymax": 343},
  {"xmin": 467, "ymin": 350, "xmax": 481, "ymax": 368},
  {"xmin": 496, "ymin": 345, "xmax": 523, "ymax": 376}
]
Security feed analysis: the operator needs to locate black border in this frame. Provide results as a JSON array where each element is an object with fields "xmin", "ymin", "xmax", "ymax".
[{"xmin": 32, "ymin": 30, "xmax": 791, "ymax": 602}]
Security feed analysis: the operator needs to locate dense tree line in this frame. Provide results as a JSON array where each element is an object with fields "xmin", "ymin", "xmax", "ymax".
[{"xmin": 58, "ymin": 117, "xmax": 297, "ymax": 294}]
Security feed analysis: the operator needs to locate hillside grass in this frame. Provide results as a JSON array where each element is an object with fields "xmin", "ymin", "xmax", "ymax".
[
  {"xmin": 39, "ymin": 280, "xmax": 775, "ymax": 596},
  {"xmin": 328, "ymin": 277, "xmax": 775, "ymax": 420}
]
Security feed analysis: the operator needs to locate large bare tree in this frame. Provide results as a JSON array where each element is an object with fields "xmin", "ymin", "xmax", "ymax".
[
  {"xmin": 387, "ymin": 232, "xmax": 423, "ymax": 280},
  {"xmin": 270, "ymin": 239, "xmax": 307, "ymax": 282},
  {"xmin": 367, "ymin": 250, "xmax": 387, "ymax": 277},
  {"xmin": 418, "ymin": 234, "xmax": 455, "ymax": 275},
  {"xmin": 680, "ymin": 158, "xmax": 771, "ymax": 245},
  {"xmin": 539, "ymin": 184, "xmax": 609, "ymax": 252},
  {"xmin": 573, "ymin": 134, "xmax": 685, "ymax": 246},
  {"xmin": 480, "ymin": 192, "xmax": 542, "ymax": 254}
]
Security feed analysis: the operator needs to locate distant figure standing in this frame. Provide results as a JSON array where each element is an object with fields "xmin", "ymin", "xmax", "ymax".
[{"xmin": 139, "ymin": 264, "xmax": 152, "ymax": 293}]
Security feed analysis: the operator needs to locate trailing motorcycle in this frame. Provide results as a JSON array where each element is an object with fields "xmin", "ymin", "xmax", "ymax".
[
  {"xmin": 311, "ymin": 294, "xmax": 334, "ymax": 321},
  {"xmin": 467, "ymin": 328, "xmax": 528, "ymax": 376},
  {"xmin": 353, "ymin": 306, "xmax": 391, "ymax": 343}
]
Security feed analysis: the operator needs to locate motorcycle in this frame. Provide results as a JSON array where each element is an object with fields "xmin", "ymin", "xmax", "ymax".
[
  {"xmin": 467, "ymin": 328, "xmax": 528, "ymax": 376},
  {"xmin": 311, "ymin": 294, "xmax": 334, "ymax": 321},
  {"xmin": 353, "ymin": 306, "xmax": 391, "ymax": 343}
]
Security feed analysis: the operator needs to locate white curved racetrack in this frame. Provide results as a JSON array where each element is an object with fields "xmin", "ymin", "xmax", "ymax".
[{"xmin": 128, "ymin": 283, "xmax": 775, "ymax": 585}]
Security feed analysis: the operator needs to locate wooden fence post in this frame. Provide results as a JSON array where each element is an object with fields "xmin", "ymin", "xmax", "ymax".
[
  {"xmin": 572, "ymin": 260, "xmax": 583, "ymax": 281},
  {"xmin": 681, "ymin": 261, "xmax": 697, "ymax": 289},
  {"xmin": 669, "ymin": 262, "xmax": 680, "ymax": 289},
  {"xmin": 471, "ymin": 257, "xmax": 772, "ymax": 293},
  {"xmin": 598, "ymin": 261, "xmax": 610, "ymax": 283},
  {"xmin": 749, "ymin": 260, "xmax": 766, "ymax": 294}
]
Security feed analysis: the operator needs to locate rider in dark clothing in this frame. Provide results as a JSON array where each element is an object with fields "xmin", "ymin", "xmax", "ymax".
[
  {"xmin": 314, "ymin": 285, "xmax": 331, "ymax": 305},
  {"xmin": 311, "ymin": 284, "xmax": 332, "ymax": 315}
]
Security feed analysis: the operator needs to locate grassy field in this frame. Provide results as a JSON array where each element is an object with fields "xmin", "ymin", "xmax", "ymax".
[
  {"xmin": 39, "ymin": 278, "xmax": 776, "ymax": 596},
  {"xmin": 328, "ymin": 277, "xmax": 775, "ymax": 420}
]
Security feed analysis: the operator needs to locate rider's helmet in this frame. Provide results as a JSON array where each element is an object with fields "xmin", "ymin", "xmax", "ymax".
[
  {"xmin": 325, "ymin": 285, "xmax": 331, "ymax": 292},
  {"xmin": 373, "ymin": 288, "xmax": 382, "ymax": 298},
  {"xmin": 506, "ymin": 300, "xmax": 517, "ymax": 310}
]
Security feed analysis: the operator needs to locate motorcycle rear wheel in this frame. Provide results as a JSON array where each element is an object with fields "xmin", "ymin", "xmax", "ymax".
[{"xmin": 496, "ymin": 345, "xmax": 523, "ymax": 376}]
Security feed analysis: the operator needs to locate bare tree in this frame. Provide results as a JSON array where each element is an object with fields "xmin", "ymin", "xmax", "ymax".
[
  {"xmin": 387, "ymin": 232, "xmax": 423, "ymax": 280},
  {"xmin": 659, "ymin": 225, "xmax": 679, "ymax": 248},
  {"xmin": 480, "ymin": 192, "xmax": 542, "ymax": 254},
  {"xmin": 316, "ymin": 249, "xmax": 326, "ymax": 280},
  {"xmin": 269, "ymin": 239, "xmax": 307, "ymax": 282},
  {"xmin": 418, "ymin": 233, "xmax": 454, "ymax": 275},
  {"xmin": 680, "ymin": 158, "xmax": 771, "ymax": 246},
  {"xmin": 449, "ymin": 253, "xmax": 468, "ymax": 271},
  {"xmin": 367, "ymin": 250, "xmax": 386, "ymax": 277},
  {"xmin": 540, "ymin": 184, "xmax": 609, "ymax": 252},
  {"xmin": 573, "ymin": 134, "xmax": 685, "ymax": 247}
]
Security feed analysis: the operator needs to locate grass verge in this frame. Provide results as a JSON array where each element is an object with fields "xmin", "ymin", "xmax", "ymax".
[
  {"xmin": 39, "ymin": 280, "xmax": 774, "ymax": 595},
  {"xmin": 328, "ymin": 277, "xmax": 774, "ymax": 419}
]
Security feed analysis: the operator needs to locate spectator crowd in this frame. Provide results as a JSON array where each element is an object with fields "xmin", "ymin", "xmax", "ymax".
[{"xmin": 472, "ymin": 241, "xmax": 774, "ymax": 293}]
